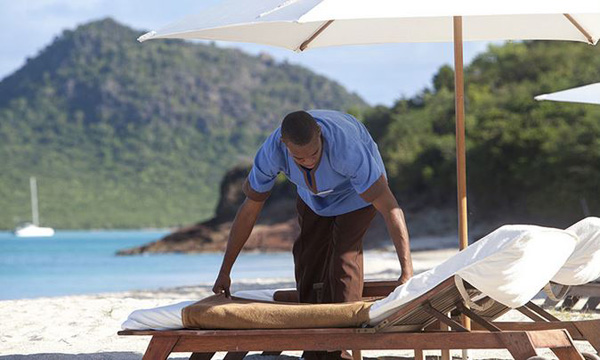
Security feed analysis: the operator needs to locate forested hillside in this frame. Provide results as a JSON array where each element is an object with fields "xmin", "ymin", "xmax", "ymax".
[
  {"xmin": 0, "ymin": 18, "xmax": 366, "ymax": 229},
  {"xmin": 364, "ymin": 41, "xmax": 600, "ymax": 227}
]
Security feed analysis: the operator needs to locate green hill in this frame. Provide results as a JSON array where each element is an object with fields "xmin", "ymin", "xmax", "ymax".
[
  {"xmin": 0, "ymin": 18, "xmax": 367, "ymax": 229},
  {"xmin": 363, "ymin": 41, "xmax": 600, "ymax": 227}
]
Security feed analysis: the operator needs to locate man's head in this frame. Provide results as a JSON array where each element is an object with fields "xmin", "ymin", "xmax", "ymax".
[{"xmin": 281, "ymin": 111, "xmax": 322, "ymax": 169}]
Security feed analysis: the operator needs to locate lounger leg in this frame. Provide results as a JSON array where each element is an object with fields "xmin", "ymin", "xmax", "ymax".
[
  {"xmin": 561, "ymin": 296, "xmax": 580, "ymax": 310},
  {"xmin": 142, "ymin": 336, "xmax": 179, "ymax": 360},
  {"xmin": 414, "ymin": 349, "xmax": 424, "ymax": 360},
  {"xmin": 223, "ymin": 352, "xmax": 248, "ymax": 360},
  {"xmin": 352, "ymin": 349, "xmax": 362, "ymax": 360},
  {"xmin": 575, "ymin": 321, "xmax": 600, "ymax": 353},
  {"xmin": 441, "ymin": 349, "xmax": 451, "ymax": 360},
  {"xmin": 498, "ymin": 333, "xmax": 538, "ymax": 360},
  {"xmin": 551, "ymin": 347, "xmax": 585, "ymax": 360},
  {"xmin": 583, "ymin": 297, "xmax": 600, "ymax": 311},
  {"xmin": 441, "ymin": 314, "xmax": 451, "ymax": 360},
  {"xmin": 189, "ymin": 352, "xmax": 215, "ymax": 360}
]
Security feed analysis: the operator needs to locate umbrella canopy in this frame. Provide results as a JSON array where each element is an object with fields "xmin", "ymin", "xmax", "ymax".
[
  {"xmin": 535, "ymin": 82, "xmax": 600, "ymax": 105},
  {"xmin": 138, "ymin": 0, "xmax": 600, "ymax": 47}
]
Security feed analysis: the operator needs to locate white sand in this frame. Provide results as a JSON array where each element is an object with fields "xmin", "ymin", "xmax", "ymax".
[{"xmin": 1, "ymin": 248, "xmax": 598, "ymax": 360}]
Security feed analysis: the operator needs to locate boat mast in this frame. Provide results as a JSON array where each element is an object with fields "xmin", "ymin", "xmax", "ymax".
[{"xmin": 30, "ymin": 176, "xmax": 39, "ymax": 226}]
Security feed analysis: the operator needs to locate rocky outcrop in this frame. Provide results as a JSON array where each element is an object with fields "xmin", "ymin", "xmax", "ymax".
[{"xmin": 117, "ymin": 164, "xmax": 299, "ymax": 255}]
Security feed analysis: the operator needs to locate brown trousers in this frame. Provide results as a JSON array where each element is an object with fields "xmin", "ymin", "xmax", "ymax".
[
  {"xmin": 293, "ymin": 197, "xmax": 377, "ymax": 305},
  {"xmin": 293, "ymin": 198, "xmax": 376, "ymax": 360}
]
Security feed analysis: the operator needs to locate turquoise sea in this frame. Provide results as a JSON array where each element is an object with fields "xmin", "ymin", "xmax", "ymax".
[{"xmin": 0, "ymin": 230, "xmax": 294, "ymax": 300}]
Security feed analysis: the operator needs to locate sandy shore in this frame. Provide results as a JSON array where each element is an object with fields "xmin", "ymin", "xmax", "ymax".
[{"xmin": 1, "ymin": 248, "xmax": 598, "ymax": 359}]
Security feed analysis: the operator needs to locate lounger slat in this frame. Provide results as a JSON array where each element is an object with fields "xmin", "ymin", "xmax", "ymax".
[
  {"xmin": 166, "ymin": 330, "xmax": 573, "ymax": 353},
  {"xmin": 189, "ymin": 352, "xmax": 215, "ymax": 360},
  {"xmin": 482, "ymin": 321, "xmax": 583, "ymax": 339},
  {"xmin": 384, "ymin": 278, "xmax": 479, "ymax": 331}
]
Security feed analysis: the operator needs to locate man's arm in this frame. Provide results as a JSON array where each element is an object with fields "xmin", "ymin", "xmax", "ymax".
[
  {"xmin": 370, "ymin": 184, "xmax": 413, "ymax": 284},
  {"xmin": 212, "ymin": 197, "xmax": 265, "ymax": 297}
]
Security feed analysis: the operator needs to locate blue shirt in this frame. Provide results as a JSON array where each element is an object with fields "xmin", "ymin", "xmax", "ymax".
[{"xmin": 244, "ymin": 110, "xmax": 387, "ymax": 216}]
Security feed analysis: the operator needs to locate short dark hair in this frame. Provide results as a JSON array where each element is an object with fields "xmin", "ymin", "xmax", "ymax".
[{"xmin": 281, "ymin": 111, "xmax": 319, "ymax": 145}]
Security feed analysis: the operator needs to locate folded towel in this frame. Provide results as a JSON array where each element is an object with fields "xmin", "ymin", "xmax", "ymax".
[{"xmin": 182, "ymin": 293, "xmax": 371, "ymax": 329}]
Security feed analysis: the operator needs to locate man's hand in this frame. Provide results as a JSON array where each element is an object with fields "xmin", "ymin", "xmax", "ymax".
[
  {"xmin": 212, "ymin": 197, "xmax": 266, "ymax": 299},
  {"xmin": 212, "ymin": 271, "xmax": 231, "ymax": 298}
]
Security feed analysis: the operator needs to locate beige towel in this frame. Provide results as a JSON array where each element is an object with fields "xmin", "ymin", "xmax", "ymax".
[{"xmin": 182, "ymin": 293, "xmax": 372, "ymax": 329}]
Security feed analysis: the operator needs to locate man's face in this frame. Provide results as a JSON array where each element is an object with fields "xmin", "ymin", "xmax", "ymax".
[{"xmin": 283, "ymin": 132, "xmax": 322, "ymax": 170}]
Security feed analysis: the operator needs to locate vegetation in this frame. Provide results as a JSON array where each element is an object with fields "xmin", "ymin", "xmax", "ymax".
[
  {"xmin": 363, "ymin": 41, "xmax": 600, "ymax": 227},
  {"xmin": 0, "ymin": 18, "xmax": 366, "ymax": 229}
]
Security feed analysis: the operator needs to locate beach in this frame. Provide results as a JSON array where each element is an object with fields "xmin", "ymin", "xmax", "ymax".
[{"xmin": 1, "ymin": 248, "xmax": 598, "ymax": 360}]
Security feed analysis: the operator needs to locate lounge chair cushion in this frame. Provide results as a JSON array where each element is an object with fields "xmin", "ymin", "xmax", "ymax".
[
  {"xmin": 182, "ymin": 294, "xmax": 371, "ymax": 329},
  {"xmin": 553, "ymin": 217, "xmax": 600, "ymax": 285},
  {"xmin": 368, "ymin": 225, "xmax": 576, "ymax": 324}
]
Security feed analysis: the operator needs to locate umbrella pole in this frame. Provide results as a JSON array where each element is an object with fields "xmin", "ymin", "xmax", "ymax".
[
  {"xmin": 453, "ymin": 16, "xmax": 471, "ymax": 353},
  {"xmin": 453, "ymin": 17, "xmax": 469, "ymax": 257}
]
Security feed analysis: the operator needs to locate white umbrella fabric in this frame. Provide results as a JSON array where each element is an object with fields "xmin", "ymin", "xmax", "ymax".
[
  {"xmin": 138, "ymin": 0, "xmax": 600, "ymax": 253},
  {"xmin": 535, "ymin": 82, "xmax": 600, "ymax": 105},
  {"xmin": 138, "ymin": 1, "xmax": 600, "ymax": 47}
]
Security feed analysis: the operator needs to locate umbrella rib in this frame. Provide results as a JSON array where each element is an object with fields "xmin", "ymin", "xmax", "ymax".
[
  {"xmin": 563, "ymin": 14, "xmax": 594, "ymax": 45},
  {"xmin": 298, "ymin": 20, "xmax": 335, "ymax": 51}
]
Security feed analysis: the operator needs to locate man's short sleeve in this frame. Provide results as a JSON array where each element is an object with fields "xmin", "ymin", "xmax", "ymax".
[{"xmin": 243, "ymin": 131, "xmax": 284, "ymax": 202}]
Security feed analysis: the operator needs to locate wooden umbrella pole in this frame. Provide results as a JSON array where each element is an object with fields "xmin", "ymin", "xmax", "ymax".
[
  {"xmin": 453, "ymin": 16, "xmax": 471, "ymax": 341},
  {"xmin": 453, "ymin": 16, "xmax": 468, "ymax": 253}
]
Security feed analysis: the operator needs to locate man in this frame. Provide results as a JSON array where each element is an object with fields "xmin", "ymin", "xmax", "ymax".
[
  {"xmin": 213, "ymin": 109, "xmax": 413, "ymax": 306},
  {"xmin": 213, "ymin": 109, "xmax": 413, "ymax": 301}
]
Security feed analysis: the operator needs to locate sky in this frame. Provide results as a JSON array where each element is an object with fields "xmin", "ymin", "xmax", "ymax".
[{"xmin": 0, "ymin": 0, "xmax": 497, "ymax": 106}]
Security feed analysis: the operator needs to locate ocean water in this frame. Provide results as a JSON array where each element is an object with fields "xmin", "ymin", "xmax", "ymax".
[{"xmin": 0, "ymin": 230, "xmax": 294, "ymax": 300}]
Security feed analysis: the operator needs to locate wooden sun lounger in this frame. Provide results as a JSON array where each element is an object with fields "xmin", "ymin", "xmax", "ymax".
[{"xmin": 118, "ymin": 278, "xmax": 586, "ymax": 360}]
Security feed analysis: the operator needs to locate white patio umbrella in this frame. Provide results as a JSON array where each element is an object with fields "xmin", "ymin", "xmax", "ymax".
[
  {"xmin": 138, "ymin": 0, "xmax": 600, "ymax": 256},
  {"xmin": 535, "ymin": 82, "xmax": 600, "ymax": 105}
]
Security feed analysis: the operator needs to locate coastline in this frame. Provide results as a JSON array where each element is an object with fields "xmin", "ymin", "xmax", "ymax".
[{"xmin": 2, "ymin": 248, "xmax": 598, "ymax": 359}]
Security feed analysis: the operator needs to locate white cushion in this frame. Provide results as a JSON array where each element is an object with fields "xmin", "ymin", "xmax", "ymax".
[
  {"xmin": 368, "ymin": 225, "xmax": 576, "ymax": 324},
  {"xmin": 552, "ymin": 217, "xmax": 600, "ymax": 285},
  {"xmin": 121, "ymin": 300, "xmax": 195, "ymax": 330}
]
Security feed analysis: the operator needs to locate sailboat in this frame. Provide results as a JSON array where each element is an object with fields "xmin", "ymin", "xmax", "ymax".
[{"xmin": 14, "ymin": 177, "xmax": 55, "ymax": 237}]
